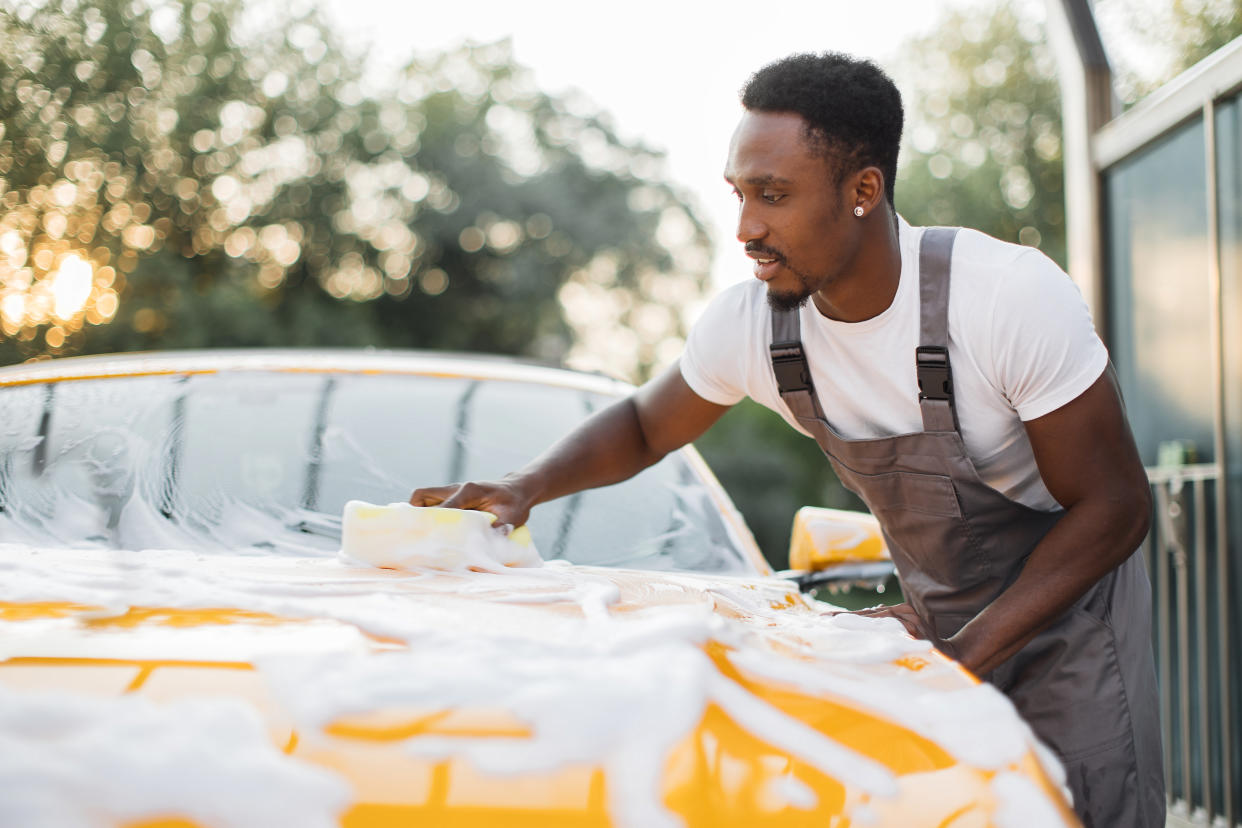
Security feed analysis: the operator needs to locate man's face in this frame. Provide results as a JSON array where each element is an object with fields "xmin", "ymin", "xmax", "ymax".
[{"xmin": 724, "ymin": 110, "xmax": 857, "ymax": 311}]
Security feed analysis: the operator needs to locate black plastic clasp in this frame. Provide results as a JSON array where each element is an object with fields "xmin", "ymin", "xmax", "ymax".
[
  {"xmin": 770, "ymin": 340, "xmax": 813, "ymax": 394},
  {"xmin": 916, "ymin": 345, "xmax": 953, "ymax": 402}
]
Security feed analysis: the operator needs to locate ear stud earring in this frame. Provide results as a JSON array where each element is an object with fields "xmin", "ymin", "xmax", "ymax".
[{"xmin": 853, "ymin": 206, "xmax": 865, "ymax": 217}]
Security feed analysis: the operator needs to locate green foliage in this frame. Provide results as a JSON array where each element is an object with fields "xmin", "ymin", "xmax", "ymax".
[
  {"xmin": 1154, "ymin": 0, "xmax": 1242, "ymax": 71},
  {"xmin": 0, "ymin": 0, "xmax": 711, "ymax": 378},
  {"xmin": 1102, "ymin": 0, "xmax": 1242, "ymax": 102},
  {"xmin": 892, "ymin": 2, "xmax": 1066, "ymax": 268},
  {"xmin": 1162, "ymin": 0, "xmax": 1242, "ymax": 65}
]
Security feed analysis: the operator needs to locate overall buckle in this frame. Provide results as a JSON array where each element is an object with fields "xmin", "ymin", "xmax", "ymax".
[
  {"xmin": 770, "ymin": 340, "xmax": 813, "ymax": 393},
  {"xmin": 916, "ymin": 345, "xmax": 953, "ymax": 402}
]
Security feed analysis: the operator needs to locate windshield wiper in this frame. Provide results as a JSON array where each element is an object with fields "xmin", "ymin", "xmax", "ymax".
[
  {"xmin": 289, "ymin": 510, "xmax": 342, "ymax": 540},
  {"xmin": 31, "ymin": 384, "xmax": 54, "ymax": 477}
]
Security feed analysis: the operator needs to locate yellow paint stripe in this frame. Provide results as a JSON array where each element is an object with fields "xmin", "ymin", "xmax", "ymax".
[
  {"xmin": 2, "ymin": 656, "xmax": 254, "ymax": 670},
  {"xmin": 0, "ymin": 368, "xmax": 218, "ymax": 388},
  {"xmin": 0, "ymin": 362, "xmax": 629, "ymax": 394},
  {"xmin": 124, "ymin": 665, "xmax": 156, "ymax": 693}
]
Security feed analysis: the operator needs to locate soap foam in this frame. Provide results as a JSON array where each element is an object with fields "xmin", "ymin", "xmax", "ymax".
[
  {"xmin": 992, "ymin": 771, "xmax": 1070, "ymax": 828},
  {"xmin": 764, "ymin": 775, "xmax": 819, "ymax": 811},
  {"xmin": 0, "ymin": 684, "xmax": 351, "ymax": 828},
  {"xmin": 0, "ymin": 541, "xmax": 1068, "ymax": 827}
]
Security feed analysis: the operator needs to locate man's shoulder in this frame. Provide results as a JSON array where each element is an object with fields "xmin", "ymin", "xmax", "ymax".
[
  {"xmin": 699, "ymin": 278, "xmax": 769, "ymax": 322},
  {"xmin": 682, "ymin": 279, "xmax": 771, "ymax": 408},
  {"xmin": 946, "ymin": 225, "xmax": 1043, "ymax": 273},
  {"xmin": 687, "ymin": 278, "xmax": 769, "ymax": 351},
  {"xmin": 909, "ymin": 223, "xmax": 1069, "ymax": 309},
  {"xmin": 719, "ymin": 277, "xmax": 768, "ymax": 304}
]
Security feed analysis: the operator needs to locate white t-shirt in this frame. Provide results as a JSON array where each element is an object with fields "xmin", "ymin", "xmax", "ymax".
[{"xmin": 680, "ymin": 218, "xmax": 1108, "ymax": 512}]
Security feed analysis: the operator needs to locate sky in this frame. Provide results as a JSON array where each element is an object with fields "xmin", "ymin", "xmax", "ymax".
[{"xmin": 317, "ymin": 0, "xmax": 983, "ymax": 291}]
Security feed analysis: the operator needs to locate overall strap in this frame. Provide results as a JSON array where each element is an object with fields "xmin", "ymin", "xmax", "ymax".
[
  {"xmin": 917, "ymin": 227, "xmax": 960, "ymax": 433},
  {"xmin": 769, "ymin": 307, "xmax": 828, "ymax": 422}
]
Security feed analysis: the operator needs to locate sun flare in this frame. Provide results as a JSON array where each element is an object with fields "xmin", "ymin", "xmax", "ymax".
[{"xmin": 50, "ymin": 254, "xmax": 94, "ymax": 322}]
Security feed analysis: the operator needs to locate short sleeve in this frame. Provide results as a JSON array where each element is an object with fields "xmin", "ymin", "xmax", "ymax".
[
  {"xmin": 679, "ymin": 283, "xmax": 754, "ymax": 406},
  {"xmin": 990, "ymin": 250, "xmax": 1109, "ymax": 421}
]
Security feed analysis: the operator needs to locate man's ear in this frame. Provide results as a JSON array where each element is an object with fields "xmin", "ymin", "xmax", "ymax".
[{"xmin": 849, "ymin": 167, "xmax": 886, "ymax": 218}]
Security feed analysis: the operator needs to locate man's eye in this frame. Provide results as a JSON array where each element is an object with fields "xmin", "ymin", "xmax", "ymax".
[{"xmin": 762, "ymin": 192, "xmax": 785, "ymax": 203}]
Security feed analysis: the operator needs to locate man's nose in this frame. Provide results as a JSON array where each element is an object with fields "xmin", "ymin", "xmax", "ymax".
[{"xmin": 735, "ymin": 201, "xmax": 766, "ymax": 244}]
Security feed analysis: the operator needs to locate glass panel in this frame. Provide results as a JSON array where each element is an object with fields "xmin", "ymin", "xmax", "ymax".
[
  {"xmin": 1215, "ymin": 92, "xmax": 1242, "ymax": 819},
  {"xmin": 0, "ymin": 371, "xmax": 753, "ymax": 574},
  {"xmin": 1106, "ymin": 118, "xmax": 1214, "ymax": 465},
  {"xmin": 1218, "ymin": 96, "xmax": 1242, "ymax": 540}
]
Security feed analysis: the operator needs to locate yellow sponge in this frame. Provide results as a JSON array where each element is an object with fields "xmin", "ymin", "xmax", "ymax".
[{"xmin": 341, "ymin": 501, "xmax": 539, "ymax": 571}]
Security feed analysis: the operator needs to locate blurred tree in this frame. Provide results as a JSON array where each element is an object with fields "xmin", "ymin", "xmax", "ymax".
[
  {"xmin": 892, "ymin": 2, "xmax": 1066, "ymax": 268},
  {"xmin": 1152, "ymin": 0, "xmax": 1242, "ymax": 68},
  {"xmin": 0, "ymin": 0, "xmax": 711, "ymax": 378},
  {"xmin": 1097, "ymin": 0, "xmax": 1242, "ymax": 104}
]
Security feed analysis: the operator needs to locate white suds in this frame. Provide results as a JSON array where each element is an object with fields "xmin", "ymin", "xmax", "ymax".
[
  {"xmin": 992, "ymin": 772, "xmax": 1070, "ymax": 828},
  {"xmin": 764, "ymin": 775, "xmax": 819, "ymax": 810},
  {"xmin": 0, "ymin": 539, "xmax": 1070, "ymax": 827},
  {"xmin": 0, "ymin": 684, "xmax": 351, "ymax": 828}
]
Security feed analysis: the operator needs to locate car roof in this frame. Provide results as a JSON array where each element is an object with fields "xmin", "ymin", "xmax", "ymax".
[{"xmin": 0, "ymin": 348, "xmax": 636, "ymax": 397}]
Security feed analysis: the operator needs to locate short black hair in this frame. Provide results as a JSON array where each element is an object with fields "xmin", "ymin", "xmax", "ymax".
[{"xmin": 741, "ymin": 53, "xmax": 903, "ymax": 206}]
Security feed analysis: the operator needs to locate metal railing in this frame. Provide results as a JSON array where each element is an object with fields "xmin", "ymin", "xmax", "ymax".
[{"xmin": 1145, "ymin": 463, "xmax": 1238, "ymax": 827}]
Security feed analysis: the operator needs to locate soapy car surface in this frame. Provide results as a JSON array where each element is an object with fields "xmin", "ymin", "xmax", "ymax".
[{"xmin": 0, "ymin": 350, "xmax": 1081, "ymax": 828}]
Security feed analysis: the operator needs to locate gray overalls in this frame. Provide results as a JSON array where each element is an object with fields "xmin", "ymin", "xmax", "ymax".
[{"xmin": 770, "ymin": 228, "xmax": 1164, "ymax": 827}]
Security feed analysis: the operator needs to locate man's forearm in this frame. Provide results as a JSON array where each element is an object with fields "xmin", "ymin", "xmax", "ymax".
[
  {"xmin": 946, "ymin": 369, "xmax": 1155, "ymax": 675},
  {"xmin": 946, "ymin": 494, "xmax": 1150, "ymax": 675},
  {"xmin": 509, "ymin": 397, "xmax": 668, "ymax": 509},
  {"xmin": 410, "ymin": 363, "xmax": 731, "ymax": 527}
]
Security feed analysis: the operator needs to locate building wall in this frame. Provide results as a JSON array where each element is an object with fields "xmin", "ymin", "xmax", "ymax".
[{"xmin": 1101, "ymin": 80, "xmax": 1241, "ymax": 824}]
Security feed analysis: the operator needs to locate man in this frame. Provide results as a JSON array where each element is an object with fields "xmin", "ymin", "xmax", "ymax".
[{"xmin": 412, "ymin": 53, "xmax": 1163, "ymax": 827}]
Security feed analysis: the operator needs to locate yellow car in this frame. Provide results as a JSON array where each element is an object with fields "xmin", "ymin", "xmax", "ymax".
[{"xmin": 0, "ymin": 350, "xmax": 1078, "ymax": 827}]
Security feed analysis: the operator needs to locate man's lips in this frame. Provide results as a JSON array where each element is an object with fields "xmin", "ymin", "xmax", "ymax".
[{"xmin": 747, "ymin": 250, "xmax": 784, "ymax": 282}]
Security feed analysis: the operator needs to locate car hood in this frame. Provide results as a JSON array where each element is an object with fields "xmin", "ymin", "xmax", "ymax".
[{"xmin": 0, "ymin": 544, "xmax": 1078, "ymax": 828}]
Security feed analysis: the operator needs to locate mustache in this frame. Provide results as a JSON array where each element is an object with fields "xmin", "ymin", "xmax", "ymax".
[{"xmin": 744, "ymin": 242, "xmax": 784, "ymax": 262}]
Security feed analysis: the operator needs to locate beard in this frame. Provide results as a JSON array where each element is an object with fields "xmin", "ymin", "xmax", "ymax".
[
  {"xmin": 763, "ymin": 264, "xmax": 819, "ymax": 312},
  {"xmin": 765, "ymin": 286, "xmax": 811, "ymax": 312},
  {"xmin": 747, "ymin": 241, "xmax": 820, "ymax": 312}
]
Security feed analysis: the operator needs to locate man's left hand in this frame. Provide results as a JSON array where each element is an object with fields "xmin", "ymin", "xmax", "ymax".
[{"xmin": 842, "ymin": 602, "xmax": 960, "ymax": 662}]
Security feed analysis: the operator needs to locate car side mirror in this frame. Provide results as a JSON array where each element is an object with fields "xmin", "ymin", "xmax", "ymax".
[{"xmin": 783, "ymin": 506, "xmax": 896, "ymax": 594}]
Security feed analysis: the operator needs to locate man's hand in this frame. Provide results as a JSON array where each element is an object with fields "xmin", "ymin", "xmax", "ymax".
[
  {"xmin": 845, "ymin": 602, "xmax": 960, "ymax": 661},
  {"xmin": 410, "ymin": 475, "xmax": 535, "ymax": 530}
]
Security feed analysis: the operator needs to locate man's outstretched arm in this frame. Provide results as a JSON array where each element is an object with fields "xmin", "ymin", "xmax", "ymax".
[{"xmin": 409, "ymin": 361, "xmax": 733, "ymax": 527}]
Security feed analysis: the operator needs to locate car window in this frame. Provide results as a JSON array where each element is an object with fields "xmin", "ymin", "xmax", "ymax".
[{"xmin": 0, "ymin": 371, "xmax": 753, "ymax": 574}]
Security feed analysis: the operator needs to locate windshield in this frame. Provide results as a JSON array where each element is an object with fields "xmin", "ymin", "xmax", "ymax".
[{"xmin": 0, "ymin": 370, "xmax": 753, "ymax": 574}]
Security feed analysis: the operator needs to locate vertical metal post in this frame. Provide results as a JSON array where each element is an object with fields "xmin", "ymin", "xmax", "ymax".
[
  {"xmin": 1219, "ymin": 523, "xmax": 1236, "ymax": 828},
  {"xmin": 1219, "ymin": 501, "xmax": 1235, "ymax": 828},
  {"xmin": 1044, "ymin": 0, "xmax": 1117, "ymax": 330},
  {"xmin": 1177, "ymin": 538, "xmax": 1187, "ymax": 809},
  {"xmin": 1173, "ymin": 479, "xmax": 1192, "ymax": 808},
  {"xmin": 1193, "ymin": 477, "xmax": 1211, "ymax": 817},
  {"xmin": 1154, "ymin": 482, "xmax": 1173, "ymax": 795}
]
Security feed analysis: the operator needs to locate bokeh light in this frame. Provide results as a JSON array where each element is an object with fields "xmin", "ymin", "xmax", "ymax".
[
  {"xmin": 0, "ymin": 0, "xmax": 713, "ymax": 378},
  {"xmin": 51, "ymin": 254, "xmax": 93, "ymax": 321}
]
